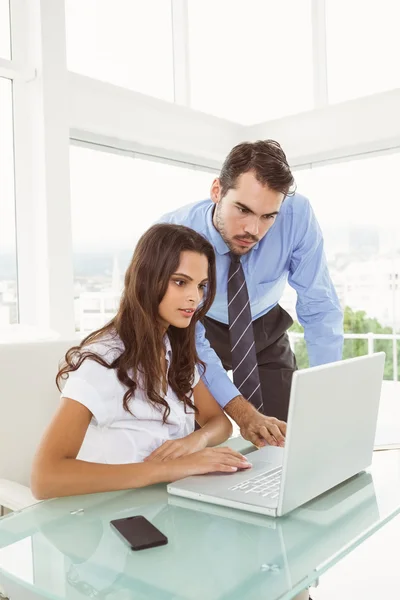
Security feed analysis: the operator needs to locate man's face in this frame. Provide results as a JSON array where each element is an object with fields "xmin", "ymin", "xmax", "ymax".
[{"xmin": 211, "ymin": 171, "xmax": 284, "ymax": 256}]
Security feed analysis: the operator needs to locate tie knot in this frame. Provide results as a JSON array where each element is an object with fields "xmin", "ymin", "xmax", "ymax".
[{"xmin": 229, "ymin": 252, "xmax": 241, "ymax": 264}]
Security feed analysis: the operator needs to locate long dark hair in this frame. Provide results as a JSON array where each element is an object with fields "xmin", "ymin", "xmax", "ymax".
[{"xmin": 57, "ymin": 224, "xmax": 217, "ymax": 422}]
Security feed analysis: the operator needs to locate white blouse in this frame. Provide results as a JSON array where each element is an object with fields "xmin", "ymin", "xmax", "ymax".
[{"xmin": 61, "ymin": 334, "xmax": 200, "ymax": 464}]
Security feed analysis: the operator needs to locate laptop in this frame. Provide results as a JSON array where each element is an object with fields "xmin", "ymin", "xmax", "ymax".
[{"xmin": 168, "ymin": 353, "xmax": 385, "ymax": 517}]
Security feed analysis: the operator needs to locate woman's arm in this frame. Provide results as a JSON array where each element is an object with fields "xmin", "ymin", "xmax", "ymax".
[
  {"xmin": 31, "ymin": 397, "xmax": 168, "ymax": 499},
  {"xmin": 145, "ymin": 379, "xmax": 233, "ymax": 461},
  {"xmin": 194, "ymin": 378, "xmax": 233, "ymax": 445},
  {"xmin": 31, "ymin": 396, "xmax": 245, "ymax": 499}
]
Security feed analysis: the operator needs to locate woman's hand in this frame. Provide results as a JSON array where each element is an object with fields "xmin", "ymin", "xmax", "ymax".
[
  {"xmin": 145, "ymin": 431, "xmax": 208, "ymax": 462},
  {"xmin": 166, "ymin": 447, "xmax": 252, "ymax": 480}
]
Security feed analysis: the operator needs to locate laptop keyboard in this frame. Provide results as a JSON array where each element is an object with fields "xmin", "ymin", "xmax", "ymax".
[{"xmin": 229, "ymin": 466, "xmax": 282, "ymax": 499}]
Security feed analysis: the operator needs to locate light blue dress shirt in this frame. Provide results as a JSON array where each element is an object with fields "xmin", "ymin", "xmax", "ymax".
[{"xmin": 159, "ymin": 194, "xmax": 343, "ymax": 408}]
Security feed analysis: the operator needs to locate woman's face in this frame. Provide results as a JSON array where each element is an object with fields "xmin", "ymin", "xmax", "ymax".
[{"xmin": 158, "ymin": 251, "xmax": 209, "ymax": 329}]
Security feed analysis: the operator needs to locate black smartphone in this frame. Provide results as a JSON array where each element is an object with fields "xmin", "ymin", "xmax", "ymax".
[{"xmin": 110, "ymin": 515, "xmax": 168, "ymax": 551}]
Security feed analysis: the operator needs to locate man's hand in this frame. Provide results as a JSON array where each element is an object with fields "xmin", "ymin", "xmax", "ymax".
[{"xmin": 225, "ymin": 396, "xmax": 286, "ymax": 448}]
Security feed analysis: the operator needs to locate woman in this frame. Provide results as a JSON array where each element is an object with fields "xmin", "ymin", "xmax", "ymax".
[{"xmin": 31, "ymin": 224, "xmax": 251, "ymax": 498}]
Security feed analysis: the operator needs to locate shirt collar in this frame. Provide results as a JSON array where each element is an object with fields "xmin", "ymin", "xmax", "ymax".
[
  {"xmin": 205, "ymin": 201, "xmax": 261, "ymax": 255},
  {"xmin": 163, "ymin": 335, "xmax": 172, "ymax": 364}
]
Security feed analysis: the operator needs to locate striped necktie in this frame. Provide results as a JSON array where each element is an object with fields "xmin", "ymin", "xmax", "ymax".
[{"xmin": 227, "ymin": 253, "xmax": 263, "ymax": 410}]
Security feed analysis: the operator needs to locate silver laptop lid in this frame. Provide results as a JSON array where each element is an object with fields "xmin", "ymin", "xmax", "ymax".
[{"xmin": 278, "ymin": 353, "xmax": 385, "ymax": 516}]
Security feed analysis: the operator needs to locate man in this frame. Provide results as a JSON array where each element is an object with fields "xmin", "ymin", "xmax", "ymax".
[{"xmin": 159, "ymin": 140, "xmax": 343, "ymax": 448}]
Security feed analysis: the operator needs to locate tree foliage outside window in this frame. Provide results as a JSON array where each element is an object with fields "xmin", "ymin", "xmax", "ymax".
[{"xmin": 290, "ymin": 306, "xmax": 399, "ymax": 381}]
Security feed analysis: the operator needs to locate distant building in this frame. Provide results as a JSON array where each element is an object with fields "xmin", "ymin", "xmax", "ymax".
[
  {"xmin": 75, "ymin": 291, "xmax": 121, "ymax": 333},
  {"xmin": 112, "ymin": 254, "xmax": 123, "ymax": 294},
  {"xmin": 0, "ymin": 280, "xmax": 18, "ymax": 325},
  {"xmin": 341, "ymin": 258, "xmax": 400, "ymax": 327},
  {"xmin": 349, "ymin": 226, "xmax": 380, "ymax": 258}
]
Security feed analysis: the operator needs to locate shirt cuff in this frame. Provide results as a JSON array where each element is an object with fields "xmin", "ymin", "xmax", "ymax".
[{"xmin": 201, "ymin": 371, "xmax": 241, "ymax": 409}]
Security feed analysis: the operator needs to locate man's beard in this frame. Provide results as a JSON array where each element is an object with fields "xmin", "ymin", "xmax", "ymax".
[
  {"xmin": 214, "ymin": 204, "xmax": 238, "ymax": 254},
  {"xmin": 214, "ymin": 204, "xmax": 257, "ymax": 255}
]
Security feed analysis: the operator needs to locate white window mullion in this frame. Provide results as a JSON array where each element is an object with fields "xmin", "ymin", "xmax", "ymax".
[
  {"xmin": 311, "ymin": 0, "xmax": 329, "ymax": 108},
  {"xmin": 10, "ymin": 0, "xmax": 75, "ymax": 336},
  {"xmin": 171, "ymin": 0, "xmax": 191, "ymax": 106}
]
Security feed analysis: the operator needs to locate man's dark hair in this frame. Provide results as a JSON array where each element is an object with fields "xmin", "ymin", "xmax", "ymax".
[{"xmin": 219, "ymin": 140, "xmax": 295, "ymax": 198}]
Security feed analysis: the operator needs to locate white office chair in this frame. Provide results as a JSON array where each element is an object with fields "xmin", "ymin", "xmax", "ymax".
[{"xmin": 0, "ymin": 339, "xmax": 78, "ymax": 513}]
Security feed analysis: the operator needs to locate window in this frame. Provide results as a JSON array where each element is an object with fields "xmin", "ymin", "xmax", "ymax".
[
  {"xmin": 287, "ymin": 152, "xmax": 400, "ymax": 380},
  {"xmin": 0, "ymin": 0, "xmax": 11, "ymax": 59},
  {"xmin": 0, "ymin": 78, "xmax": 18, "ymax": 325},
  {"xmin": 188, "ymin": 0, "xmax": 313, "ymax": 124},
  {"xmin": 69, "ymin": 144, "xmax": 214, "ymax": 332},
  {"xmin": 65, "ymin": 0, "xmax": 174, "ymax": 102},
  {"xmin": 326, "ymin": 0, "xmax": 400, "ymax": 104}
]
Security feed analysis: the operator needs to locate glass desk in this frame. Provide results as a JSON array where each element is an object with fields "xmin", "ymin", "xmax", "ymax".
[{"xmin": 1, "ymin": 446, "xmax": 400, "ymax": 600}]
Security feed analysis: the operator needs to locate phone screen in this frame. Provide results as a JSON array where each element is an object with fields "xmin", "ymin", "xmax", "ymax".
[{"xmin": 110, "ymin": 515, "xmax": 168, "ymax": 551}]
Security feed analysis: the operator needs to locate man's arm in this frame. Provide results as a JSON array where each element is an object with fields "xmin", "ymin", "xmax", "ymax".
[
  {"xmin": 288, "ymin": 198, "xmax": 344, "ymax": 366},
  {"xmin": 195, "ymin": 321, "xmax": 240, "ymax": 408},
  {"xmin": 196, "ymin": 322, "xmax": 286, "ymax": 447}
]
